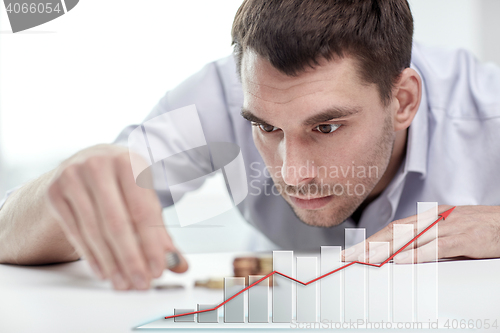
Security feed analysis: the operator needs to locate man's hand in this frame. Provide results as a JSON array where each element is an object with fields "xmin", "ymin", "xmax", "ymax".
[
  {"xmin": 342, "ymin": 205, "xmax": 500, "ymax": 264},
  {"xmin": 45, "ymin": 144, "xmax": 187, "ymax": 290}
]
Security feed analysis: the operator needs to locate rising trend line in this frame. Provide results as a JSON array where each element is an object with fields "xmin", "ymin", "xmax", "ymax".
[{"xmin": 164, "ymin": 206, "xmax": 456, "ymax": 320}]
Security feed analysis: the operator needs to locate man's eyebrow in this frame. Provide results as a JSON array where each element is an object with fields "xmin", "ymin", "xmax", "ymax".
[
  {"xmin": 240, "ymin": 108, "xmax": 270, "ymax": 124},
  {"xmin": 302, "ymin": 106, "xmax": 361, "ymax": 126},
  {"xmin": 240, "ymin": 106, "xmax": 361, "ymax": 126}
]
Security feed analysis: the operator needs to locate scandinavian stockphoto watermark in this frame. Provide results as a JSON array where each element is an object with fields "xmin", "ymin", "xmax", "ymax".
[
  {"xmin": 248, "ymin": 160, "xmax": 379, "ymax": 198},
  {"xmin": 3, "ymin": 0, "xmax": 79, "ymax": 33}
]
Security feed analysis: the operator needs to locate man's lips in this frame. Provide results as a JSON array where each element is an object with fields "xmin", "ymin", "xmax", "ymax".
[{"xmin": 288, "ymin": 195, "xmax": 333, "ymax": 210}]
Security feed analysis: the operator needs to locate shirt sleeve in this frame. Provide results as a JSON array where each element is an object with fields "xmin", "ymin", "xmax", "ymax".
[{"xmin": 113, "ymin": 57, "xmax": 236, "ymax": 208}]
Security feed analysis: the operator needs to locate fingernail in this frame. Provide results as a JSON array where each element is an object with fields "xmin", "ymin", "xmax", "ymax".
[
  {"xmin": 133, "ymin": 273, "xmax": 148, "ymax": 289},
  {"xmin": 165, "ymin": 252, "xmax": 180, "ymax": 270},
  {"xmin": 112, "ymin": 272, "xmax": 127, "ymax": 290}
]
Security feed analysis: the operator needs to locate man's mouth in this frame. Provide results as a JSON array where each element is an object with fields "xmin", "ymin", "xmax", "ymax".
[{"xmin": 288, "ymin": 194, "xmax": 333, "ymax": 210}]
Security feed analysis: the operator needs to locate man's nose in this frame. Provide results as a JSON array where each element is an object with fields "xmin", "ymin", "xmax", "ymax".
[{"xmin": 280, "ymin": 136, "xmax": 315, "ymax": 186}]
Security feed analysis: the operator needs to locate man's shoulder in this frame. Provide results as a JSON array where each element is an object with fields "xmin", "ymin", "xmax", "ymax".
[
  {"xmin": 166, "ymin": 54, "xmax": 242, "ymax": 111},
  {"xmin": 412, "ymin": 42, "xmax": 500, "ymax": 120}
]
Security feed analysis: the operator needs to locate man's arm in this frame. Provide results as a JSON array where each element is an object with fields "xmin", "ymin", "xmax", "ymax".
[
  {"xmin": 0, "ymin": 144, "xmax": 187, "ymax": 289},
  {"xmin": 0, "ymin": 55, "xmax": 236, "ymax": 287},
  {"xmin": 0, "ymin": 168, "xmax": 79, "ymax": 265}
]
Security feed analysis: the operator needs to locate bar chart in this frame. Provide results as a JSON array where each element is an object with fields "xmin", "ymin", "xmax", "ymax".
[{"xmin": 138, "ymin": 202, "xmax": 450, "ymax": 329}]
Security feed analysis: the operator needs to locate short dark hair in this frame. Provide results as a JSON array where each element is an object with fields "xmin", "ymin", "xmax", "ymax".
[{"xmin": 231, "ymin": 0, "xmax": 413, "ymax": 106}]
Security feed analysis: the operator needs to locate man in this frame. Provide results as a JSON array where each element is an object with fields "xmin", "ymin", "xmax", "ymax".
[{"xmin": 1, "ymin": 0, "xmax": 499, "ymax": 291}]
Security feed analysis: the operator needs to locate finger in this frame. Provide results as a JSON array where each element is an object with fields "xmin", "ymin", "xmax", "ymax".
[
  {"xmin": 395, "ymin": 235, "xmax": 467, "ymax": 264},
  {"xmin": 155, "ymin": 225, "xmax": 189, "ymax": 273},
  {"xmin": 398, "ymin": 205, "xmax": 456, "ymax": 250},
  {"xmin": 155, "ymin": 218, "xmax": 188, "ymax": 273},
  {"xmin": 153, "ymin": 210, "xmax": 189, "ymax": 272},
  {"xmin": 341, "ymin": 214, "xmax": 418, "ymax": 262},
  {"xmin": 116, "ymin": 158, "xmax": 167, "ymax": 279},
  {"xmin": 413, "ymin": 238, "xmax": 439, "ymax": 263},
  {"xmin": 411, "ymin": 205, "xmax": 454, "ymax": 248},
  {"xmin": 365, "ymin": 228, "xmax": 416, "ymax": 264},
  {"xmin": 167, "ymin": 249, "xmax": 189, "ymax": 273},
  {"xmin": 61, "ymin": 172, "xmax": 129, "ymax": 289},
  {"xmin": 83, "ymin": 157, "xmax": 151, "ymax": 290},
  {"xmin": 117, "ymin": 153, "xmax": 189, "ymax": 275},
  {"xmin": 392, "ymin": 246, "xmax": 415, "ymax": 264},
  {"xmin": 157, "ymin": 224, "xmax": 189, "ymax": 273},
  {"xmin": 365, "ymin": 241, "xmax": 392, "ymax": 264},
  {"xmin": 46, "ymin": 183, "xmax": 103, "ymax": 279},
  {"xmin": 342, "ymin": 219, "xmax": 413, "ymax": 262}
]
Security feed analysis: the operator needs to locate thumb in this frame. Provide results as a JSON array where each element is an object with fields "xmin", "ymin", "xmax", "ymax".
[{"xmin": 165, "ymin": 251, "xmax": 188, "ymax": 273}]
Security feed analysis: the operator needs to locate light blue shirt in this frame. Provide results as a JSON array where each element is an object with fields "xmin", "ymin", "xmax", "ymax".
[{"xmin": 2, "ymin": 42, "xmax": 500, "ymax": 250}]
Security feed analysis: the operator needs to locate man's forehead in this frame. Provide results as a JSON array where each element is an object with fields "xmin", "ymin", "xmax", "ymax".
[{"xmin": 241, "ymin": 49, "xmax": 362, "ymax": 104}]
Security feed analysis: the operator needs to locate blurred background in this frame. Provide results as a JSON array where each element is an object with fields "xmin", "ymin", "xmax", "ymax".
[{"xmin": 1, "ymin": 0, "xmax": 499, "ymax": 253}]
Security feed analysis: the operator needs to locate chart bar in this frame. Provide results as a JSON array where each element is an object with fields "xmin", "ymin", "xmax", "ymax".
[
  {"xmin": 416, "ymin": 202, "xmax": 438, "ymax": 322},
  {"xmin": 344, "ymin": 228, "xmax": 366, "ymax": 321},
  {"xmin": 320, "ymin": 246, "xmax": 342, "ymax": 322},
  {"xmin": 368, "ymin": 242, "xmax": 390, "ymax": 322},
  {"xmin": 273, "ymin": 251, "xmax": 293, "ymax": 323},
  {"xmin": 248, "ymin": 275, "xmax": 269, "ymax": 323},
  {"xmin": 392, "ymin": 224, "xmax": 414, "ymax": 322},
  {"xmin": 224, "ymin": 277, "xmax": 245, "ymax": 323},
  {"xmin": 296, "ymin": 257, "xmax": 318, "ymax": 322},
  {"xmin": 197, "ymin": 304, "xmax": 218, "ymax": 323},
  {"xmin": 174, "ymin": 309, "xmax": 195, "ymax": 322}
]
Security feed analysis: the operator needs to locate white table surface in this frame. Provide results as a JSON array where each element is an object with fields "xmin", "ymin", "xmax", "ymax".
[{"xmin": 1, "ymin": 253, "xmax": 500, "ymax": 333}]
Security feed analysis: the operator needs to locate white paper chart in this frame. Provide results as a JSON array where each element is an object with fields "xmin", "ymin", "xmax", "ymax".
[{"xmin": 138, "ymin": 202, "xmax": 446, "ymax": 330}]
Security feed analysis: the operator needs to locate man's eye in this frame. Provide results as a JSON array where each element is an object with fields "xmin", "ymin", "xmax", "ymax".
[
  {"xmin": 315, "ymin": 124, "xmax": 341, "ymax": 134},
  {"xmin": 259, "ymin": 124, "xmax": 279, "ymax": 132}
]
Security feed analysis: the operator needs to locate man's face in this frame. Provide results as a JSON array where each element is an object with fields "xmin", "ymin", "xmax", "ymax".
[{"xmin": 241, "ymin": 51, "xmax": 396, "ymax": 227}]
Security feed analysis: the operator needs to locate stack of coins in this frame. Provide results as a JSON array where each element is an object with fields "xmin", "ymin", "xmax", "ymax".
[
  {"xmin": 233, "ymin": 257, "xmax": 260, "ymax": 285},
  {"xmin": 257, "ymin": 256, "xmax": 274, "ymax": 285},
  {"xmin": 233, "ymin": 256, "xmax": 274, "ymax": 285},
  {"xmin": 194, "ymin": 277, "xmax": 225, "ymax": 289},
  {"xmin": 258, "ymin": 257, "xmax": 273, "ymax": 274},
  {"xmin": 194, "ymin": 255, "xmax": 275, "ymax": 289}
]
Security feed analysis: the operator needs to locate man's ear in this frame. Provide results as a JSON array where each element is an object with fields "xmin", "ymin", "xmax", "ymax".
[{"xmin": 391, "ymin": 68, "xmax": 422, "ymax": 131}]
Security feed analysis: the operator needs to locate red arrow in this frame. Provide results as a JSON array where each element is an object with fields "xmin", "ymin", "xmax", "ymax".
[{"xmin": 439, "ymin": 206, "xmax": 456, "ymax": 220}]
